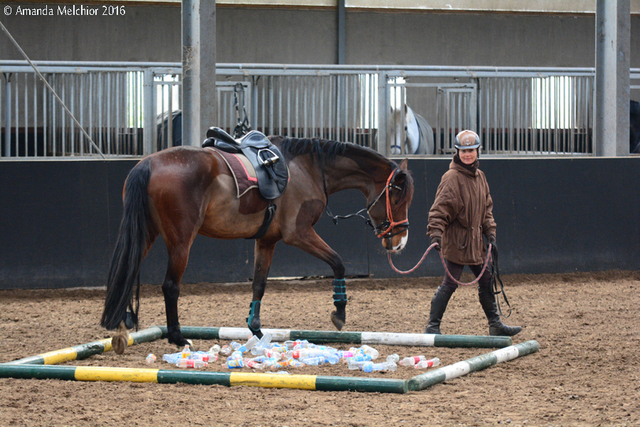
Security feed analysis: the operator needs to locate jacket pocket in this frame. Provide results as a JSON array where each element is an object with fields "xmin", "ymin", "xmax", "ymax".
[{"xmin": 458, "ymin": 229, "xmax": 469, "ymax": 250}]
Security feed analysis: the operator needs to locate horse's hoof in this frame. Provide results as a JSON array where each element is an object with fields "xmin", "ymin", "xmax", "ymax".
[
  {"xmin": 330, "ymin": 311, "xmax": 345, "ymax": 331},
  {"xmin": 112, "ymin": 334, "xmax": 128, "ymax": 355},
  {"xmin": 169, "ymin": 337, "xmax": 194, "ymax": 349}
]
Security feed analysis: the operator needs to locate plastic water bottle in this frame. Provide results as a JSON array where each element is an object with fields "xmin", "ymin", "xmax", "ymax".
[
  {"xmin": 386, "ymin": 354, "xmax": 400, "ymax": 364},
  {"xmin": 324, "ymin": 353, "xmax": 340, "ymax": 365},
  {"xmin": 225, "ymin": 358, "xmax": 244, "ymax": 369},
  {"xmin": 244, "ymin": 360, "xmax": 262, "ymax": 369},
  {"xmin": 162, "ymin": 353, "xmax": 182, "ymax": 364},
  {"xmin": 361, "ymin": 361, "xmax": 397, "ymax": 373},
  {"xmin": 176, "ymin": 359, "xmax": 207, "ymax": 369},
  {"xmin": 220, "ymin": 345, "xmax": 232, "ymax": 356},
  {"xmin": 209, "ymin": 344, "xmax": 221, "ymax": 354},
  {"xmin": 226, "ymin": 351, "xmax": 243, "ymax": 362},
  {"xmin": 349, "ymin": 353, "xmax": 372, "ymax": 363},
  {"xmin": 400, "ymin": 355, "xmax": 427, "ymax": 366},
  {"xmin": 191, "ymin": 351, "xmax": 216, "ymax": 363},
  {"xmin": 145, "ymin": 353, "xmax": 156, "ymax": 364},
  {"xmin": 360, "ymin": 345, "xmax": 379, "ymax": 360},
  {"xmin": 287, "ymin": 359, "xmax": 305, "ymax": 368},
  {"xmin": 347, "ymin": 359, "xmax": 369, "ymax": 370},
  {"xmin": 236, "ymin": 335, "xmax": 260, "ymax": 354},
  {"xmin": 181, "ymin": 344, "xmax": 191, "ymax": 359},
  {"xmin": 338, "ymin": 350, "xmax": 355, "ymax": 360},
  {"xmin": 263, "ymin": 348, "xmax": 283, "ymax": 359},
  {"xmin": 300, "ymin": 356, "xmax": 325, "ymax": 366},
  {"xmin": 251, "ymin": 334, "xmax": 273, "ymax": 355},
  {"xmin": 414, "ymin": 358, "xmax": 441, "ymax": 369}
]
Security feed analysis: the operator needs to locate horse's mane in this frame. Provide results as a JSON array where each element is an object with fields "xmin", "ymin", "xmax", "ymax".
[
  {"xmin": 273, "ymin": 136, "xmax": 413, "ymax": 206},
  {"xmin": 275, "ymin": 137, "xmax": 349, "ymax": 165}
]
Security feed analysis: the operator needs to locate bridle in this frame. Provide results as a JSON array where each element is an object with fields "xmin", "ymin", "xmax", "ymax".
[
  {"xmin": 367, "ymin": 168, "xmax": 410, "ymax": 239},
  {"xmin": 324, "ymin": 167, "xmax": 409, "ymax": 240}
]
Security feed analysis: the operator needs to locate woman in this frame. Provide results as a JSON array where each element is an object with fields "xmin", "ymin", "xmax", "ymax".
[{"xmin": 426, "ymin": 130, "xmax": 521, "ymax": 336}]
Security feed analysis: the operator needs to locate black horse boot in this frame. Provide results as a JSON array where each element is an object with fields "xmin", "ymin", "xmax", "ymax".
[
  {"xmin": 478, "ymin": 286, "xmax": 522, "ymax": 336},
  {"xmin": 425, "ymin": 285, "xmax": 455, "ymax": 334}
]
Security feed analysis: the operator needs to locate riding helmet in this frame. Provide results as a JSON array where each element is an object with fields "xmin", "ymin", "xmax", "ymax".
[{"xmin": 454, "ymin": 130, "xmax": 481, "ymax": 150}]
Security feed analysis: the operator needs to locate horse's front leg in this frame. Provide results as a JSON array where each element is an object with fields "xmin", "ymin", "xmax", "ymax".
[
  {"xmin": 286, "ymin": 228, "xmax": 347, "ymax": 330},
  {"xmin": 247, "ymin": 240, "xmax": 277, "ymax": 338}
]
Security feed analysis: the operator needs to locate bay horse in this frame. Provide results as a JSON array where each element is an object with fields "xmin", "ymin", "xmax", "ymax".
[{"xmin": 101, "ymin": 136, "xmax": 414, "ymax": 352}]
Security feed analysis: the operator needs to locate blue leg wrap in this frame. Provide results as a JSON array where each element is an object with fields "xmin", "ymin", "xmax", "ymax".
[
  {"xmin": 332, "ymin": 278, "xmax": 347, "ymax": 305},
  {"xmin": 246, "ymin": 300, "xmax": 261, "ymax": 333}
]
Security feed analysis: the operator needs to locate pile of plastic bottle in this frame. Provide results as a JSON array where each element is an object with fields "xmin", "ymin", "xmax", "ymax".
[
  {"xmin": 158, "ymin": 343, "xmax": 220, "ymax": 368},
  {"xmin": 152, "ymin": 333, "xmax": 440, "ymax": 373}
]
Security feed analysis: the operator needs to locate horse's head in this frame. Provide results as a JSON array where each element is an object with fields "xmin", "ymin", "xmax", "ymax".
[
  {"xmin": 367, "ymin": 158, "xmax": 414, "ymax": 253},
  {"xmin": 390, "ymin": 104, "xmax": 420, "ymax": 155}
]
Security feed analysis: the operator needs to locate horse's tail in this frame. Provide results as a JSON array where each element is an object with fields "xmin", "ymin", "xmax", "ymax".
[{"xmin": 100, "ymin": 159, "xmax": 153, "ymax": 330}]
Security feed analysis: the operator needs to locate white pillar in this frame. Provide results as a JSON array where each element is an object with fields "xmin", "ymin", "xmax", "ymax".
[{"xmin": 182, "ymin": 0, "xmax": 216, "ymax": 147}]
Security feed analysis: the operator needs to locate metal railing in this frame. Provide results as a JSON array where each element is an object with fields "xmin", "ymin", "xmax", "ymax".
[{"xmin": 2, "ymin": 61, "xmax": 638, "ymax": 159}]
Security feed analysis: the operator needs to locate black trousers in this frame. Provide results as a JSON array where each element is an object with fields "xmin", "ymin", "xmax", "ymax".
[{"xmin": 441, "ymin": 259, "xmax": 492, "ymax": 291}]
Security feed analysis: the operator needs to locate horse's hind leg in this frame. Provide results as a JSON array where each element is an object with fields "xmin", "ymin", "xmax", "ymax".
[
  {"xmin": 162, "ymin": 243, "xmax": 192, "ymax": 347},
  {"xmin": 247, "ymin": 240, "xmax": 277, "ymax": 338}
]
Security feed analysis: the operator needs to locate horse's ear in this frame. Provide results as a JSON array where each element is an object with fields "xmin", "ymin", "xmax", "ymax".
[{"xmin": 398, "ymin": 158, "xmax": 409, "ymax": 171}]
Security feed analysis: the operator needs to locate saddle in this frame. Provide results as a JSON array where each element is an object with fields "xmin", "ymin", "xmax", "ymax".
[{"xmin": 202, "ymin": 127, "xmax": 288, "ymax": 200}]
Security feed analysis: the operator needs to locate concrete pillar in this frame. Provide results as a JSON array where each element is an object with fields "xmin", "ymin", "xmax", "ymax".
[
  {"xmin": 595, "ymin": 0, "xmax": 630, "ymax": 156},
  {"xmin": 338, "ymin": 0, "xmax": 346, "ymax": 64},
  {"xmin": 182, "ymin": 0, "xmax": 216, "ymax": 147}
]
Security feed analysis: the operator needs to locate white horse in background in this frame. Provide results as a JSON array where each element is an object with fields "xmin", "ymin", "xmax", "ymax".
[{"xmin": 390, "ymin": 104, "xmax": 435, "ymax": 155}]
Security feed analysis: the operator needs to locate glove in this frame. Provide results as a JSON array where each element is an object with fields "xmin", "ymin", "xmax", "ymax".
[
  {"xmin": 486, "ymin": 234, "xmax": 497, "ymax": 251},
  {"xmin": 430, "ymin": 235, "xmax": 442, "ymax": 251}
]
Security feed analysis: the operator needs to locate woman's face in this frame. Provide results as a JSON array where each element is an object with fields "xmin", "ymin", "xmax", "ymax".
[{"xmin": 459, "ymin": 148, "xmax": 478, "ymax": 165}]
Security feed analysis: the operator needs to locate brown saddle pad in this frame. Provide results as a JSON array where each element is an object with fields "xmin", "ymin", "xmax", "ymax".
[{"xmin": 209, "ymin": 147, "xmax": 258, "ymax": 198}]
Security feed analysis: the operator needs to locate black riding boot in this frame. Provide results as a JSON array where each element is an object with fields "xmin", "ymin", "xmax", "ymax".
[
  {"xmin": 478, "ymin": 286, "xmax": 522, "ymax": 336},
  {"xmin": 425, "ymin": 285, "xmax": 455, "ymax": 334}
]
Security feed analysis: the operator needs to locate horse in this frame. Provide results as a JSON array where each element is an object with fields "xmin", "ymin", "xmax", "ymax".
[
  {"xmin": 100, "ymin": 136, "xmax": 414, "ymax": 352},
  {"xmin": 390, "ymin": 104, "xmax": 435, "ymax": 155}
]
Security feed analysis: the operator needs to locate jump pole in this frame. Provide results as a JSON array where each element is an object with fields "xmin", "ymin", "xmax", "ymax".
[
  {"xmin": 407, "ymin": 340, "xmax": 540, "ymax": 391},
  {"xmin": 4, "ymin": 327, "xmax": 163, "ymax": 365},
  {"xmin": 0, "ymin": 364, "xmax": 408, "ymax": 393},
  {"xmin": 165, "ymin": 326, "xmax": 513, "ymax": 348}
]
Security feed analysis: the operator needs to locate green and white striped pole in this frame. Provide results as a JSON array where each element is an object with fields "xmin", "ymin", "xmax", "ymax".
[
  {"xmin": 165, "ymin": 326, "xmax": 513, "ymax": 348},
  {"xmin": 407, "ymin": 340, "xmax": 540, "ymax": 391}
]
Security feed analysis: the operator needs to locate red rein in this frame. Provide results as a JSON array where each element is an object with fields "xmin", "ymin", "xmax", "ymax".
[{"xmin": 388, "ymin": 243, "xmax": 493, "ymax": 287}]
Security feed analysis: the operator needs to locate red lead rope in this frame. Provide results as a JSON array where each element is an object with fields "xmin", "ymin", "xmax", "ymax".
[{"xmin": 387, "ymin": 243, "xmax": 493, "ymax": 287}]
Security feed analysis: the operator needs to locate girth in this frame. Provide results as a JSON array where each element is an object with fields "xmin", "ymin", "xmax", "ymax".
[{"xmin": 203, "ymin": 127, "xmax": 288, "ymax": 200}]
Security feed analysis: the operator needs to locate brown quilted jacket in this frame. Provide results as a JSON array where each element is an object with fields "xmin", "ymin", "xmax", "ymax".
[{"xmin": 427, "ymin": 158, "xmax": 496, "ymax": 265}]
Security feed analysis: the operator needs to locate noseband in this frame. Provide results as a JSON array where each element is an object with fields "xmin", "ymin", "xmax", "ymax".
[{"xmin": 367, "ymin": 168, "xmax": 410, "ymax": 239}]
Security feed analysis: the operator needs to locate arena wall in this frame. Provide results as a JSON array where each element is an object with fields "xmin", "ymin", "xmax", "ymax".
[{"xmin": 1, "ymin": 157, "xmax": 638, "ymax": 289}]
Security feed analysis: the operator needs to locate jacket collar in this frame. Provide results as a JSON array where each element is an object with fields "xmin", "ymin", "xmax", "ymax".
[{"xmin": 451, "ymin": 153, "xmax": 479, "ymax": 177}]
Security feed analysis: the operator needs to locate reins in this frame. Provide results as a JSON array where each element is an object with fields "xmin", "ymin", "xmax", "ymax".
[
  {"xmin": 388, "ymin": 242, "xmax": 513, "ymax": 316},
  {"xmin": 387, "ymin": 243, "xmax": 493, "ymax": 287},
  {"xmin": 324, "ymin": 167, "xmax": 409, "ymax": 239}
]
